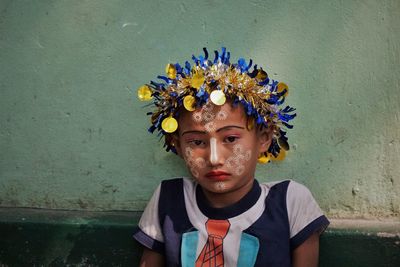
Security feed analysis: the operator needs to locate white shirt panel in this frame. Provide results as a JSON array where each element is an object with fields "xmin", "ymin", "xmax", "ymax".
[
  {"xmin": 138, "ymin": 184, "xmax": 164, "ymax": 242},
  {"xmin": 286, "ymin": 180, "xmax": 324, "ymax": 238}
]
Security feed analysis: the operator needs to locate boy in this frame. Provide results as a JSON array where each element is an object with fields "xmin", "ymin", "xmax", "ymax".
[{"xmin": 134, "ymin": 48, "xmax": 329, "ymax": 267}]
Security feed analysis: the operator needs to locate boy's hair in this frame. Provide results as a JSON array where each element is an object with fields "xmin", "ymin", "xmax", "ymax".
[{"xmin": 137, "ymin": 47, "xmax": 296, "ymax": 162}]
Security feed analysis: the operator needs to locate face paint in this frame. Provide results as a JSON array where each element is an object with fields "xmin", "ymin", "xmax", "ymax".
[
  {"xmin": 184, "ymin": 147, "xmax": 206, "ymax": 179},
  {"xmin": 209, "ymin": 137, "xmax": 218, "ymax": 165},
  {"xmin": 203, "ymin": 111, "xmax": 215, "ymax": 122},
  {"xmin": 202, "ymin": 101, "xmax": 214, "ymax": 112},
  {"xmin": 216, "ymin": 110, "xmax": 227, "ymax": 120},
  {"xmin": 191, "ymin": 101, "xmax": 228, "ymax": 133},
  {"xmin": 195, "ymin": 157, "xmax": 206, "ymax": 168},
  {"xmin": 204, "ymin": 121, "xmax": 216, "ymax": 132},
  {"xmin": 225, "ymin": 144, "xmax": 251, "ymax": 176},
  {"xmin": 184, "ymin": 101, "xmax": 254, "ymax": 184},
  {"xmin": 184, "ymin": 147, "xmax": 198, "ymax": 178},
  {"xmin": 178, "ymin": 101, "xmax": 262, "ymax": 196},
  {"xmin": 215, "ymin": 181, "xmax": 226, "ymax": 191},
  {"xmin": 192, "ymin": 112, "xmax": 203, "ymax": 122}
]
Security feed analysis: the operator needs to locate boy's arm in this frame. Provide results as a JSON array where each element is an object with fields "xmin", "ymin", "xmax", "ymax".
[
  {"xmin": 292, "ymin": 232, "xmax": 320, "ymax": 267},
  {"xmin": 286, "ymin": 181, "xmax": 329, "ymax": 267},
  {"xmin": 139, "ymin": 247, "xmax": 165, "ymax": 267},
  {"xmin": 134, "ymin": 184, "xmax": 165, "ymax": 266}
]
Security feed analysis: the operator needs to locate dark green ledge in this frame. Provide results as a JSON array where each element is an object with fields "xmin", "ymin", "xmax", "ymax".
[{"xmin": 0, "ymin": 208, "xmax": 399, "ymax": 267}]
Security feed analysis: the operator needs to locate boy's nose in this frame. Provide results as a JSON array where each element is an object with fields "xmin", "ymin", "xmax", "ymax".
[{"xmin": 209, "ymin": 137, "xmax": 221, "ymax": 165}]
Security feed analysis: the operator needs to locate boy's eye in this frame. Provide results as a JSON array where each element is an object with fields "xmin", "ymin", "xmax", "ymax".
[
  {"xmin": 189, "ymin": 140, "xmax": 205, "ymax": 146},
  {"xmin": 224, "ymin": 136, "xmax": 238, "ymax": 143}
]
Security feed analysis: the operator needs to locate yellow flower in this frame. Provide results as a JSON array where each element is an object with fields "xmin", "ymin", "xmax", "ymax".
[
  {"xmin": 191, "ymin": 71, "xmax": 205, "ymax": 89},
  {"xmin": 271, "ymin": 149, "xmax": 286, "ymax": 161},
  {"xmin": 137, "ymin": 85, "xmax": 152, "ymax": 101},
  {"xmin": 258, "ymin": 153, "xmax": 271, "ymax": 164},
  {"xmin": 165, "ymin": 64, "xmax": 177, "ymax": 79},
  {"xmin": 276, "ymin": 82, "xmax": 289, "ymax": 97},
  {"xmin": 256, "ymin": 69, "xmax": 268, "ymax": 81}
]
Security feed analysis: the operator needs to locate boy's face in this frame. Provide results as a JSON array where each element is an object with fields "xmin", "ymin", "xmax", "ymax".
[{"xmin": 174, "ymin": 101, "xmax": 271, "ymax": 195}]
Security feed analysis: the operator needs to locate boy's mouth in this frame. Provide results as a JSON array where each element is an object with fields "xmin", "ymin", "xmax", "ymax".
[{"xmin": 205, "ymin": 170, "xmax": 231, "ymax": 181}]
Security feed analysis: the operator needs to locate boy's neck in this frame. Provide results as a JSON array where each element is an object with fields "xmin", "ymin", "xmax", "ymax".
[{"xmin": 200, "ymin": 178, "xmax": 255, "ymax": 208}]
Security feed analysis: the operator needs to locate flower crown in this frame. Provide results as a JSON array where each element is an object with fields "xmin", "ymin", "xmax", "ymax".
[{"xmin": 137, "ymin": 47, "xmax": 296, "ymax": 163}]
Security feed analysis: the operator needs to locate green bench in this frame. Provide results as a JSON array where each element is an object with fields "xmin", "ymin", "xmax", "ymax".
[{"xmin": 0, "ymin": 208, "xmax": 399, "ymax": 266}]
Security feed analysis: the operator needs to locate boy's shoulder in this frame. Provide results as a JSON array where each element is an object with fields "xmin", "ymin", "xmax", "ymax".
[
  {"xmin": 260, "ymin": 179, "xmax": 313, "ymax": 194},
  {"xmin": 158, "ymin": 177, "xmax": 196, "ymax": 199},
  {"xmin": 261, "ymin": 179, "xmax": 318, "ymax": 202}
]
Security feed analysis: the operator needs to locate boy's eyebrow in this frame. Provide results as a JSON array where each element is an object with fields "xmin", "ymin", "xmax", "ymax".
[
  {"xmin": 181, "ymin": 126, "xmax": 245, "ymax": 136},
  {"xmin": 216, "ymin": 125, "xmax": 245, "ymax": 132},
  {"xmin": 181, "ymin": 130, "xmax": 207, "ymax": 136}
]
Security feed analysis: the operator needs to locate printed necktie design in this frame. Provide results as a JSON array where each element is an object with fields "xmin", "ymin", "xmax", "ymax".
[{"xmin": 195, "ymin": 219, "xmax": 231, "ymax": 267}]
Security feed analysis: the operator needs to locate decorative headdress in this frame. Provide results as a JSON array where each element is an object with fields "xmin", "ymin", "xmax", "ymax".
[{"xmin": 137, "ymin": 47, "xmax": 296, "ymax": 163}]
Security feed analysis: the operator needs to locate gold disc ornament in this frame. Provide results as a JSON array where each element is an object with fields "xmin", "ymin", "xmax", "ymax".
[
  {"xmin": 161, "ymin": 116, "xmax": 178, "ymax": 133},
  {"xmin": 183, "ymin": 95, "xmax": 196, "ymax": 111},
  {"xmin": 210, "ymin": 90, "xmax": 226, "ymax": 106}
]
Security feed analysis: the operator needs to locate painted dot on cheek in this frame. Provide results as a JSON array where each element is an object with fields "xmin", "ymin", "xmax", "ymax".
[
  {"xmin": 233, "ymin": 144, "xmax": 244, "ymax": 155},
  {"xmin": 191, "ymin": 169, "xmax": 199, "ymax": 178},
  {"xmin": 235, "ymin": 165, "xmax": 245, "ymax": 175},
  {"xmin": 195, "ymin": 157, "xmax": 206, "ymax": 168},
  {"xmin": 224, "ymin": 144, "xmax": 252, "ymax": 176},
  {"xmin": 226, "ymin": 157, "xmax": 235, "ymax": 168},
  {"xmin": 236, "ymin": 154, "xmax": 245, "ymax": 161},
  {"xmin": 245, "ymin": 151, "xmax": 251, "ymax": 161},
  {"xmin": 187, "ymin": 160, "xmax": 194, "ymax": 167},
  {"xmin": 185, "ymin": 147, "xmax": 193, "ymax": 157}
]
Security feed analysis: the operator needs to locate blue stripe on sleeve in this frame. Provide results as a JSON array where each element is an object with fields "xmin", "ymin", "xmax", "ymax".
[
  {"xmin": 133, "ymin": 227, "xmax": 165, "ymax": 254},
  {"xmin": 290, "ymin": 215, "xmax": 330, "ymax": 250}
]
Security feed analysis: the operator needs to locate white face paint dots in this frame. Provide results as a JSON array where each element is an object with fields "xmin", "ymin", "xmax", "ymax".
[
  {"xmin": 185, "ymin": 147, "xmax": 204, "ymax": 178},
  {"xmin": 191, "ymin": 102, "xmax": 227, "ymax": 133},
  {"xmin": 215, "ymin": 181, "xmax": 226, "ymax": 191},
  {"xmin": 225, "ymin": 144, "xmax": 252, "ymax": 176}
]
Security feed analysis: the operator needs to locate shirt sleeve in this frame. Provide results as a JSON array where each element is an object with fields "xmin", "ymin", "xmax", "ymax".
[
  {"xmin": 133, "ymin": 184, "xmax": 165, "ymax": 253},
  {"xmin": 286, "ymin": 180, "xmax": 330, "ymax": 249}
]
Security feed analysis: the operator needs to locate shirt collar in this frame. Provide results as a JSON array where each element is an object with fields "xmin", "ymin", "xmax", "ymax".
[{"xmin": 195, "ymin": 179, "xmax": 261, "ymax": 219}]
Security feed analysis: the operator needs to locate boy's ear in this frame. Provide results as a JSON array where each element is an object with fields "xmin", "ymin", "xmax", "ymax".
[
  {"xmin": 172, "ymin": 133, "xmax": 183, "ymax": 158},
  {"xmin": 258, "ymin": 127, "xmax": 273, "ymax": 153}
]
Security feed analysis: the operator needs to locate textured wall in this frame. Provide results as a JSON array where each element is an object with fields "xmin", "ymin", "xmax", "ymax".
[{"xmin": 0, "ymin": 0, "xmax": 399, "ymax": 218}]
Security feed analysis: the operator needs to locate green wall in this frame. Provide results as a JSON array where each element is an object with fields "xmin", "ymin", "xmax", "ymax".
[{"xmin": 1, "ymin": 0, "xmax": 399, "ymax": 219}]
